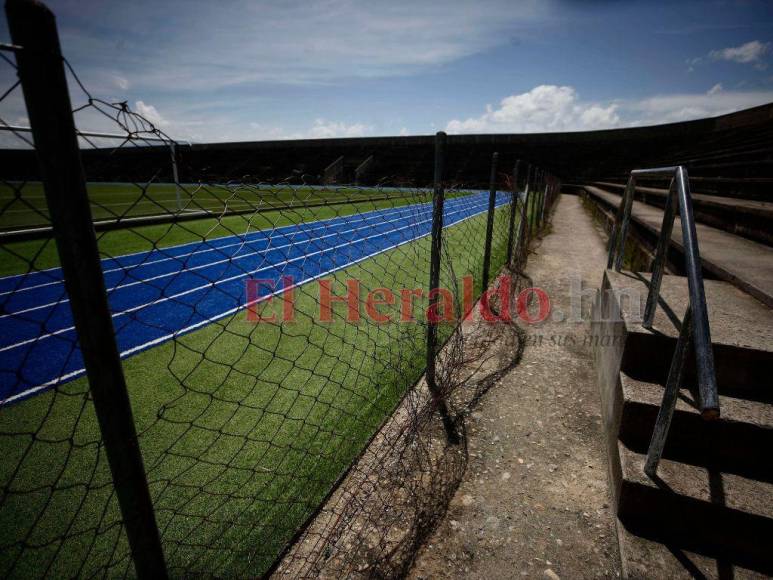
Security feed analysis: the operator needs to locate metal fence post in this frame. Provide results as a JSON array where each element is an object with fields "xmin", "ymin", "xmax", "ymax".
[
  {"xmin": 514, "ymin": 163, "xmax": 532, "ymax": 268},
  {"xmin": 538, "ymin": 171, "xmax": 545, "ymax": 227},
  {"xmin": 505, "ymin": 160, "xmax": 520, "ymax": 266},
  {"xmin": 533, "ymin": 169, "xmax": 543, "ymax": 232},
  {"xmin": 5, "ymin": 0, "xmax": 168, "ymax": 577},
  {"xmin": 426, "ymin": 131, "xmax": 459, "ymax": 444},
  {"xmin": 534, "ymin": 182, "xmax": 541, "ymax": 230},
  {"xmin": 170, "ymin": 142, "xmax": 181, "ymax": 211},
  {"xmin": 481, "ymin": 152, "xmax": 499, "ymax": 291},
  {"xmin": 527, "ymin": 167, "xmax": 537, "ymax": 240}
]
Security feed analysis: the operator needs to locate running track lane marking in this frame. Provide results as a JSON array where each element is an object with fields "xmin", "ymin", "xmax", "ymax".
[
  {"xmin": 0, "ymin": 192, "xmax": 512, "ymax": 404},
  {"xmin": 0, "ymin": 199, "xmax": 446, "ymax": 317},
  {"xmin": 1, "ymin": 193, "xmax": 494, "ymax": 348},
  {"xmin": 0, "ymin": 192, "xmax": 438, "ymax": 296}
]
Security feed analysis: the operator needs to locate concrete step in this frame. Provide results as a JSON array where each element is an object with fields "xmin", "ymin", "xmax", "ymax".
[
  {"xmin": 584, "ymin": 185, "xmax": 773, "ymax": 308},
  {"xmin": 616, "ymin": 520, "xmax": 770, "ymax": 579},
  {"xmin": 593, "ymin": 267, "xmax": 773, "ymax": 578},
  {"xmin": 592, "ymin": 181, "xmax": 773, "ymax": 246},
  {"xmin": 614, "ymin": 440, "xmax": 773, "ymax": 575},
  {"xmin": 599, "ymin": 270, "xmax": 773, "ymax": 397},
  {"xmin": 617, "ymin": 372, "xmax": 773, "ymax": 481},
  {"xmin": 589, "ymin": 176, "xmax": 773, "ymax": 202}
]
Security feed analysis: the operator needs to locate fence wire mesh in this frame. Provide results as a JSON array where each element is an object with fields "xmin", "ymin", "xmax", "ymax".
[{"xmin": 0, "ymin": 22, "xmax": 555, "ymax": 578}]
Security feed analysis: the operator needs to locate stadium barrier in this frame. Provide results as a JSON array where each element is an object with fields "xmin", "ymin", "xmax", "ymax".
[{"xmin": 0, "ymin": 0, "xmax": 560, "ymax": 577}]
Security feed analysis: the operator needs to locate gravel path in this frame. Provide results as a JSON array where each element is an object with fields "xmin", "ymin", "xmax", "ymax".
[{"xmin": 408, "ymin": 194, "xmax": 622, "ymax": 579}]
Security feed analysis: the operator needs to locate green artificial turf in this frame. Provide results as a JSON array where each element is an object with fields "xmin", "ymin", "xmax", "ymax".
[
  {"xmin": 0, "ymin": 186, "xmax": 436, "ymax": 278},
  {"xmin": 0, "ymin": 182, "xmax": 416, "ymax": 231},
  {"xmin": 0, "ymin": 193, "xmax": 515, "ymax": 578}
]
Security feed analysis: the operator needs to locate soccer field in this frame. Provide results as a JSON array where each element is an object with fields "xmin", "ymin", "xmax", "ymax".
[{"xmin": 0, "ymin": 189, "xmax": 516, "ymax": 577}]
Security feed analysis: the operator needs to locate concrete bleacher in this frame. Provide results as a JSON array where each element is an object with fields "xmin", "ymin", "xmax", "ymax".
[
  {"xmin": 591, "ymin": 181, "xmax": 773, "ymax": 246},
  {"xmin": 582, "ymin": 184, "xmax": 773, "ymax": 308},
  {"xmin": 582, "ymin": 143, "xmax": 773, "ymax": 576},
  {"xmin": 593, "ymin": 269, "xmax": 773, "ymax": 577}
]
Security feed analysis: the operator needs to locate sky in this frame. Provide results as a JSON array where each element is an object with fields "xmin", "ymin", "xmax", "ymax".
[{"xmin": 1, "ymin": 0, "xmax": 773, "ymax": 143}]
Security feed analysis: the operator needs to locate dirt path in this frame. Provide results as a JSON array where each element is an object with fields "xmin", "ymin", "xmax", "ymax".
[{"xmin": 408, "ymin": 194, "xmax": 621, "ymax": 579}]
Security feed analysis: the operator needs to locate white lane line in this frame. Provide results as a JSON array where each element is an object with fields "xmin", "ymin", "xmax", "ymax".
[
  {"xmin": 0, "ymin": 198, "xmax": 442, "ymax": 318},
  {"xmin": 0, "ymin": 192, "xmax": 439, "ymax": 294},
  {"xmin": 0, "ymin": 189, "xmax": 471, "ymax": 287},
  {"xmin": 2, "ymin": 197, "xmax": 500, "ymax": 406},
  {"xmin": 0, "ymin": 197, "xmax": 495, "ymax": 354},
  {"xmin": 0, "ymin": 196, "xmax": 434, "ymax": 299}
]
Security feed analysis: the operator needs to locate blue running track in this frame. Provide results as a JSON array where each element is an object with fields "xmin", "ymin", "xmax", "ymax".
[{"xmin": 0, "ymin": 191, "xmax": 511, "ymax": 404}]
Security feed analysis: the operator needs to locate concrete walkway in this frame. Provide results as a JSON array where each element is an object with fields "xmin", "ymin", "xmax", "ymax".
[{"xmin": 409, "ymin": 194, "xmax": 621, "ymax": 579}]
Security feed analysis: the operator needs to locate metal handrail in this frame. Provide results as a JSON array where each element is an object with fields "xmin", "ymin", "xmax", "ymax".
[{"xmin": 607, "ymin": 165, "xmax": 719, "ymax": 477}]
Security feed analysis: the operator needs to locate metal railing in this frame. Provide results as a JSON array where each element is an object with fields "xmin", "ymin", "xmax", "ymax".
[{"xmin": 607, "ymin": 165, "xmax": 719, "ymax": 477}]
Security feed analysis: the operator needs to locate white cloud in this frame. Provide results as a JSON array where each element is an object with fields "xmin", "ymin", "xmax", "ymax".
[
  {"xmin": 398, "ymin": 127, "xmax": 410, "ymax": 136},
  {"xmin": 127, "ymin": 85, "xmax": 773, "ymax": 142},
  {"xmin": 134, "ymin": 100, "xmax": 169, "ymax": 128},
  {"xmin": 255, "ymin": 119, "xmax": 372, "ymax": 140},
  {"xmin": 211, "ymin": 119, "xmax": 372, "ymax": 142},
  {"xmin": 306, "ymin": 119, "xmax": 372, "ymax": 139},
  {"xmin": 446, "ymin": 84, "xmax": 773, "ymax": 134},
  {"xmin": 246, "ymin": 123, "xmax": 289, "ymax": 141},
  {"xmin": 446, "ymin": 85, "xmax": 620, "ymax": 133},
  {"xmin": 579, "ymin": 104, "xmax": 620, "ymax": 128},
  {"xmin": 710, "ymin": 40, "xmax": 770, "ymax": 65}
]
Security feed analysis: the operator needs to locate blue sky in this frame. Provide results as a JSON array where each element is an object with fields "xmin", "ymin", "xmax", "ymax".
[{"xmin": 2, "ymin": 0, "xmax": 773, "ymax": 142}]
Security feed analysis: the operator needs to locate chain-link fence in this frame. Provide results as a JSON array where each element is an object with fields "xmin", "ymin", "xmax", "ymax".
[{"xmin": 0, "ymin": 1, "xmax": 560, "ymax": 577}]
